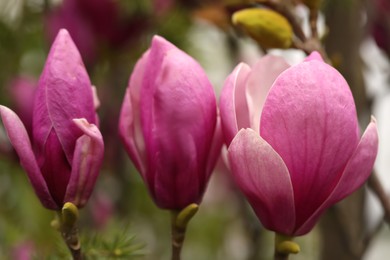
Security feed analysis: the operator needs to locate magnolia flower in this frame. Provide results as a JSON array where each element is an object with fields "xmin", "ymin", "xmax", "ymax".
[
  {"xmin": 119, "ymin": 35, "xmax": 222, "ymax": 210},
  {"xmin": 220, "ymin": 52, "xmax": 378, "ymax": 236},
  {"xmin": 0, "ymin": 29, "xmax": 104, "ymax": 210}
]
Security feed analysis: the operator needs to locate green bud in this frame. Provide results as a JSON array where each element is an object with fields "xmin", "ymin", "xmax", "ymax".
[
  {"xmin": 275, "ymin": 233, "xmax": 300, "ymax": 256},
  {"xmin": 175, "ymin": 203, "xmax": 199, "ymax": 230},
  {"xmin": 61, "ymin": 202, "xmax": 79, "ymax": 229},
  {"xmin": 232, "ymin": 8, "xmax": 293, "ymax": 49}
]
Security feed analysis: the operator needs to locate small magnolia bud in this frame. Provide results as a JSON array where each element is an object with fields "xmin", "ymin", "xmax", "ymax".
[
  {"xmin": 232, "ymin": 8, "xmax": 293, "ymax": 49},
  {"xmin": 62, "ymin": 202, "xmax": 79, "ymax": 229},
  {"xmin": 175, "ymin": 203, "xmax": 199, "ymax": 229},
  {"xmin": 302, "ymin": 0, "xmax": 322, "ymax": 10},
  {"xmin": 275, "ymin": 234, "xmax": 300, "ymax": 256}
]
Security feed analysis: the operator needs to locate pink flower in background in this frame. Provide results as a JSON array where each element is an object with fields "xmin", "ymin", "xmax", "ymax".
[
  {"xmin": 45, "ymin": 0, "xmax": 149, "ymax": 64},
  {"xmin": 7, "ymin": 76, "xmax": 36, "ymax": 134},
  {"xmin": 0, "ymin": 29, "xmax": 104, "ymax": 210},
  {"xmin": 11, "ymin": 241, "xmax": 35, "ymax": 260},
  {"xmin": 220, "ymin": 52, "xmax": 378, "ymax": 236},
  {"xmin": 90, "ymin": 192, "xmax": 114, "ymax": 229},
  {"xmin": 370, "ymin": 0, "xmax": 390, "ymax": 56},
  {"xmin": 153, "ymin": 0, "xmax": 174, "ymax": 15},
  {"xmin": 45, "ymin": 0, "xmax": 97, "ymax": 64},
  {"xmin": 119, "ymin": 35, "xmax": 222, "ymax": 210}
]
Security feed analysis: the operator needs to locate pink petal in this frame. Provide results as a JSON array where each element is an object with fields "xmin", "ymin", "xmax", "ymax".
[
  {"xmin": 64, "ymin": 118, "xmax": 104, "ymax": 208},
  {"xmin": 0, "ymin": 105, "xmax": 57, "ymax": 209},
  {"xmin": 228, "ymin": 129, "xmax": 295, "ymax": 235},
  {"xmin": 205, "ymin": 115, "xmax": 224, "ymax": 176},
  {"xmin": 33, "ymin": 29, "xmax": 96, "ymax": 165},
  {"xmin": 141, "ymin": 35, "xmax": 217, "ymax": 209},
  {"xmin": 118, "ymin": 51, "xmax": 149, "ymax": 176},
  {"xmin": 91, "ymin": 85, "xmax": 100, "ymax": 126},
  {"xmin": 91, "ymin": 86, "xmax": 101, "ymax": 110},
  {"xmin": 295, "ymin": 118, "xmax": 378, "ymax": 235},
  {"xmin": 39, "ymin": 129, "xmax": 71, "ymax": 206},
  {"xmin": 245, "ymin": 55, "xmax": 290, "ymax": 132},
  {"xmin": 220, "ymin": 63, "xmax": 251, "ymax": 145},
  {"xmin": 260, "ymin": 60, "xmax": 360, "ymax": 229}
]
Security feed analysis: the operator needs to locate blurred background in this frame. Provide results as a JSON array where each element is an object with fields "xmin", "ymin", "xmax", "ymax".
[{"xmin": 0, "ymin": 0, "xmax": 390, "ymax": 259}]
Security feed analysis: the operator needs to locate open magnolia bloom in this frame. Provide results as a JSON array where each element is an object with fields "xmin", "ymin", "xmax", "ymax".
[
  {"xmin": 119, "ymin": 35, "xmax": 222, "ymax": 210},
  {"xmin": 220, "ymin": 52, "xmax": 378, "ymax": 236},
  {"xmin": 0, "ymin": 29, "xmax": 104, "ymax": 210}
]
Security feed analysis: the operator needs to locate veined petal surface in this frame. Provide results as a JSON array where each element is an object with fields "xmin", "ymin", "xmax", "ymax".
[
  {"xmin": 65, "ymin": 118, "xmax": 104, "ymax": 207},
  {"xmin": 245, "ymin": 55, "xmax": 290, "ymax": 132},
  {"xmin": 220, "ymin": 63, "xmax": 251, "ymax": 145},
  {"xmin": 0, "ymin": 105, "xmax": 57, "ymax": 209},
  {"xmin": 228, "ymin": 129, "xmax": 295, "ymax": 235},
  {"xmin": 260, "ymin": 60, "xmax": 360, "ymax": 228},
  {"xmin": 33, "ymin": 29, "xmax": 96, "ymax": 165},
  {"xmin": 140, "ymin": 36, "xmax": 217, "ymax": 209},
  {"xmin": 119, "ymin": 51, "xmax": 149, "ymax": 176},
  {"xmin": 295, "ymin": 119, "xmax": 378, "ymax": 235}
]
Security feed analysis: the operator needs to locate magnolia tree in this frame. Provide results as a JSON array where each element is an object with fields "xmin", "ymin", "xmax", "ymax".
[{"xmin": 0, "ymin": 0, "xmax": 388, "ymax": 259}]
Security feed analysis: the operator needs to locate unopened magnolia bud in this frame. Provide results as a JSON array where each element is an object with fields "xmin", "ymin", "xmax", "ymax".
[
  {"xmin": 302, "ymin": 0, "xmax": 322, "ymax": 10},
  {"xmin": 232, "ymin": 8, "xmax": 293, "ymax": 49}
]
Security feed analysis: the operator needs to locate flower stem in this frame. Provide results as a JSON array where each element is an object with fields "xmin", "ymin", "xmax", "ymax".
[
  {"xmin": 171, "ymin": 213, "xmax": 184, "ymax": 260},
  {"xmin": 53, "ymin": 202, "xmax": 83, "ymax": 260},
  {"xmin": 170, "ymin": 204, "xmax": 199, "ymax": 260},
  {"xmin": 274, "ymin": 233, "xmax": 300, "ymax": 260}
]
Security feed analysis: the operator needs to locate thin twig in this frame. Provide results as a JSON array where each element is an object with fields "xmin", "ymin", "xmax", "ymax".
[
  {"xmin": 274, "ymin": 252, "xmax": 290, "ymax": 260},
  {"xmin": 309, "ymin": 8, "xmax": 319, "ymax": 39},
  {"xmin": 61, "ymin": 227, "xmax": 82, "ymax": 260},
  {"xmin": 362, "ymin": 221, "xmax": 383, "ymax": 254},
  {"xmin": 368, "ymin": 170, "xmax": 390, "ymax": 226},
  {"xmin": 170, "ymin": 204, "xmax": 198, "ymax": 260},
  {"xmin": 171, "ymin": 212, "xmax": 186, "ymax": 260}
]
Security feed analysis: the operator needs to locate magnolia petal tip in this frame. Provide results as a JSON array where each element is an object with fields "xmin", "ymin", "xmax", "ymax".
[
  {"xmin": 72, "ymin": 118, "xmax": 89, "ymax": 125},
  {"xmin": 58, "ymin": 28, "xmax": 70, "ymax": 36},
  {"xmin": 73, "ymin": 118, "xmax": 102, "ymax": 141},
  {"xmin": 152, "ymin": 35, "xmax": 168, "ymax": 47},
  {"xmin": 370, "ymin": 115, "xmax": 377, "ymax": 124},
  {"xmin": 305, "ymin": 51, "xmax": 324, "ymax": 62},
  {"xmin": 151, "ymin": 35, "xmax": 176, "ymax": 54},
  {"xmin": 54, "ymin": 28, "xmax": 73, "ymax": 45},
  {"xmin": 91, "ymin": 86, "xmax": 101, "ymax": 109},
  {"xmin": 0, "ymin": 105, "xmax": 12, "ymax": 115}
]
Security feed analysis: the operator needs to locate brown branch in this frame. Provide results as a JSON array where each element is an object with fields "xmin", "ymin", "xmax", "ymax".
[
  {"xmin": 309, "ymin": 8, "xmax": 319, "ymax": 39},
  {"xmin": 274, "ymin": 252, "xmax": 290, "ymax": 260},
  {"xmin": 362, "ymin": 221, "xmax": 383, "ymax": 254},
  {"xmin": 171, "ymin": 221, "xmax": 185, "ymax": 260},
  {"xmin": 368, "ymin": 170, "xmax": 390, "ymax": 226}
]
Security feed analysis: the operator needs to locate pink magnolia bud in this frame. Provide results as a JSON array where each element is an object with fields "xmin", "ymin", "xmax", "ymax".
[
  {"xmin": 220, "ymin": 52, "xmax": 378, "ymax": 236},
  {"xmin": 0, "ymin": 29, "xmax": 104, "ymax": 210},
  {"xmin": 119, "ymin": 36, "xmax": 222, "ymax": 210}
]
